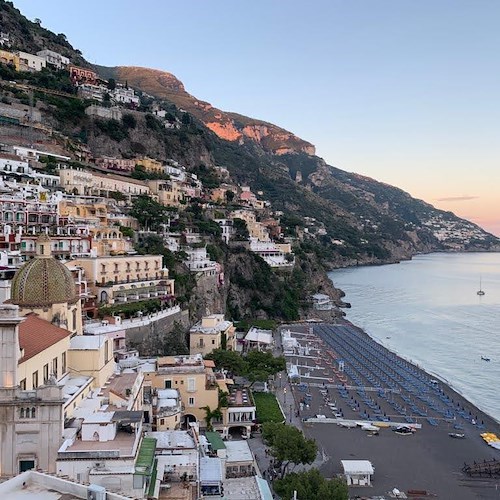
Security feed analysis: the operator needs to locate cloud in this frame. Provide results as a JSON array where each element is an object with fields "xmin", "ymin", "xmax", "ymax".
[{"xmin": 436, "ymin": 196, "xmax": 479, "ymax": 202}]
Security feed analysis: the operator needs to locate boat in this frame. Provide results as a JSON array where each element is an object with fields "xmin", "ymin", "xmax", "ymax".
[
  {"xmin": 448, "ymin": 432, "xmax": 465, "ymax": 439},
  {"xmin": 477, "ymin": 277, "xmax": 485, "ymax": 296},
  {"xmin": 481, "ymin": 356, "xmax": 491, "ymax": 362}
]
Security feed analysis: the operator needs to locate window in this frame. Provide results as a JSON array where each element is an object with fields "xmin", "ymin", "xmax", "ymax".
[
  {"xmin": 62, "ymin": 352, "xmax": 67, "ymax": 374},
  {"xmin": 52, "ymin": 357, "xmax": 58, "ymax": 378},
  {"xmin": 188, "ymin": 397, "xmax": 195, "ymax": 407},
  {"xmin": 32, "ymin": 371, "xmax": 38, "ymax": 389},
  {"xmin": 104, "ymin": 340, "xmax": 109, "ymax": 363},
  {"xmin": 187, "ymin": 378, "xmax": 196, "ymax": 392},
  {"xmin": 43, "ymin": 364, "xmax": 49, "ymax": 383},
  {"xmin": 72, "ymin": 309, "xmax": 77, "ymax": 331},
  {"xmin": 20, "ymin": 379, "xmax": 26, "ymax": 390},
  {"xmin": 160, "ymin": 419, "xmax": 164, "ymax": 425},
  {"xmin": 164, "ymin": 380, "xmax": 172, "ymax": 389},
  {"xmin": 212, "ymin": 339, "xmax": 215, "ymax": 345}
]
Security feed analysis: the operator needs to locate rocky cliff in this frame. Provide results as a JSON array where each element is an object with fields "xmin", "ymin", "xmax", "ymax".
[{"xmin": 98, "ymin": 66, "xmax": 315, "ymax": 156}]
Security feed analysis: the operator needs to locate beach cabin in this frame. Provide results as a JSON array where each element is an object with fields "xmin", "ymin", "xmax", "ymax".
[{"xmin": 341, "ymin": 459, "xmax": 374, "ymax": 486}]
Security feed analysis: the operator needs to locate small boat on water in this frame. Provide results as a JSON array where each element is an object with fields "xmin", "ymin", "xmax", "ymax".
[
  {"xmin": 448, "ymin": 432, "xmax": 465, "ymax": 439},
  {"xmin": 481, "ymin": 356, "xmax": 491, "ymax": 362},
  {"xmin": 477, "ymin": 277, "xmax": 485, "ymax": 296}
]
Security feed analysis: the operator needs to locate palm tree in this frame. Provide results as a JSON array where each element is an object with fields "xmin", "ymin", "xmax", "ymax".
[{"xmin": 202, "ymin": 406, "xmax": 222, "ymax": 432}]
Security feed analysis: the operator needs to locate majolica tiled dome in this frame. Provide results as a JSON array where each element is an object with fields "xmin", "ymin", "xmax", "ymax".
[{"xmin": 10, "ymin": 235, "xmax": 77, "ymax": 307}]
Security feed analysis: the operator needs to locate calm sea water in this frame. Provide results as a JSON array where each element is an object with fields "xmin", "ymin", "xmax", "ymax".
[{"xmin": 328, "ymin": 253, "xmax": 500, "ymax": 423}]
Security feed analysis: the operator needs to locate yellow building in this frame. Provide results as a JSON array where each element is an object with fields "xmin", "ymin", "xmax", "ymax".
[
  {"xmin": 68, "ymin": 334, "xmax": 115, "ymax": 388},
  {"xmin": 136, "ymin": 157, "xmax": 164, "ymax": 174},
  {"xmin": 147, "ymin": 179, "xmax": 183, "ymax": 207},
  {"xmin": 17, "ymin": 314, "xmax": 72, "ymax": 390},
  {"xmin": 59, "ymin": 168, "xmax": 150, "ymax": 197},
  {"xmin": 10, "ymin": 235, "xmax": 83, "ymax": 335},
  {"xmin": 189, "ymin": 314, "xmax": 236, "ymax": 357},
  {"xmin": 71, "ymin": 254, "xmax": 174, "ymax": 304},
  {"xmin": 0, "ymin": 49, "xmax": 17, "ymax": 67},
  {"xmin": 59, "ymin": 200, "xmax": 108, "ymax": 226},
  {"xmin": 146, "ymin": 354, "xmax": 219, "ymax": 427}
]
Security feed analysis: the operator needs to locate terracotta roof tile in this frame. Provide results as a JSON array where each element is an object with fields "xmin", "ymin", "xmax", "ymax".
[{"xmin": 18, "ymin": 314, "xmax": 72, "ymax": 364}]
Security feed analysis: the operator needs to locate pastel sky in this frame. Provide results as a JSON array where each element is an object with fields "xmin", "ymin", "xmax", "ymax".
[{"xmin": 13, "ymin": 0, "xmax": 500, "ymax": 235}]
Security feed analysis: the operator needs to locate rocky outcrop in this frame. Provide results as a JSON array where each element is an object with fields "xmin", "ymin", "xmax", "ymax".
[{"xmin": 107, "ymin": 66, "xmax": 315, "ymax": 156}]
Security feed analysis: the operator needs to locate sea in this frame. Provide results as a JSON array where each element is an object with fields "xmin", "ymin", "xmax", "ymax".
[{"xmin": 328, "ymin": 252, "xmax": 500, "ymax": 423}]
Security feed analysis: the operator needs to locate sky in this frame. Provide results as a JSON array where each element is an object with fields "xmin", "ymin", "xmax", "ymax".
[{"xmin": 13, "ymin": 0, "xmax": 500, "ymax": 235}]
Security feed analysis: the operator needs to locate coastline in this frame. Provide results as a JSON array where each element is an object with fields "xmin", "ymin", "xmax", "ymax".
[{"xmin": 281, "ymin": 321, "xmax": 500, "ymax": 498}]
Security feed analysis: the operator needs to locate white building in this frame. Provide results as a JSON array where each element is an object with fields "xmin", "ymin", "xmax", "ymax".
[
  {"xmin": 183, "ymin": 247, "xmax": 217, "ymax": 276},
  {"xmin": 0, "ymin": 153, "xmax": 31, "ymax": 175},
  {"xmin": 311, "ymin": 293, "xmax": 335, "ymax": 311},
  {"xmin": 341, "ymin": 459, "xmax": 374, "ymax": 486},
  {"xmin": 112, "ymin": 86, "xmax": 140, "ymax": 106},
  {"xmin": 244, "ymin": 327, "xmax": 273, "ymax": 351},
  {"xmin": 36, "ymin": 49, "xmax": 70, "ymax": 69},
  {"xmin": 249, "ymin": 238, "xmax": 294, "ymax": 269},
  {"xmin": 16, "ymin": 51, "xmax": 46, "ymax": 72}
]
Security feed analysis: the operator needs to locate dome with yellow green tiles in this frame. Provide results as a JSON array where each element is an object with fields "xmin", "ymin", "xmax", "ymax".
[{"xmin": 10, "ymin": 235, "xmax": 77, "ymax": 307}]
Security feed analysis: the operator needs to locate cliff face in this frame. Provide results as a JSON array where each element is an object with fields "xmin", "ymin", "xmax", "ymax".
[{"xmin": 105, "ymin": 66, "xmax": 315, "ymax": 156}]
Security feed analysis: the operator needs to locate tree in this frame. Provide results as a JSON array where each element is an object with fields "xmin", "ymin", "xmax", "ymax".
[
  {"xmin": 122, "ymin": 113, "xmax": 136, "ymax": 129},
  {"xmin": 129, "ymin": 195, "xmax": 170, "ymax": 230},
  {"xmin": 202, "ymin": 405, "xmax": 222, "ymax": 432},
  {"xmin": 245, "ymin": 351, "xmax": 285, "ymax": 387},
  {"xmin": 262, "ymin": 423, "xmax": 317, "ymax": 479},
  {"xmin": 205, "ymin": 349, "xmax": 248, "ymax": 376},
  {"xmin": 225, "ymin": 190, "xmax": 235, "ymax": 203},
  {"xmin": 34, "ymin": 18, "xmax": 42, "ymax": 25},
  {"xmin": 232, "ymin": 218, "xmax": 250, "ymax": 241},
  {"xmin": 274, "ymin": 469, "xmax": 348, "ymax": 500},
  {"xmin": 107, "ymin": 78, "xmax": 116, "ymax": 91}
]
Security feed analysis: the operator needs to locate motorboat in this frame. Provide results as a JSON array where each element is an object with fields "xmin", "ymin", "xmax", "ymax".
[
  {"xmin": 448, "ymin": 432, "xmax": 465, "ymax": 439},
  {"xmin": 481, "ymin": 356, "xmax": 491, "ymax": 362},
  {"xmin": 393, "ymin": 426, "xmax": 414, "ymax": 435}
]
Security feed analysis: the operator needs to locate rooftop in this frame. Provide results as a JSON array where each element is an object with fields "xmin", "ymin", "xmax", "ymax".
[
  {"xmin": 245, "ymin": 327, "xmax": 273, "ymax": 345},
  {"xmin": 225, "ymin": 440, "xmax": 254, "ymax": 463},
  {"xmin": 70, "ymin": 334, "xmax": 106, "ymax": 350},
  {"xmin": 18, "ymin": 314, "xmax": 72, "ymax": 364},
  {"xmin": 146, "ymin": 430, "xmax": 195, "ymax": 449},
  {"xmin": 135, "ymin": 437, "xmax": 157, "ymax": 476},
  {"xmin": 205, "ymin": 431, "xmax": 226, "ymax": 451},
  {"xmin": 228, "ymin": 387, "xmax": 255, "ymax": 407},
  {"xmin": 341, "ymin": 459, "xmax": 374, "ymax": 475}
]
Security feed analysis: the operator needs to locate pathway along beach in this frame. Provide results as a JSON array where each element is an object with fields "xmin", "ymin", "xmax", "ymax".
[{"xmin": 281, "ymin": 321, "xmax": 500, "ymax": 499}]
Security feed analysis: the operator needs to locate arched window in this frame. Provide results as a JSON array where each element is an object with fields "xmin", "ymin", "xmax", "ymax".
[
  {"xmin": 31, "ymin": 407, "xmax": 36, "ymax": 418},
  {"xmin": 20, "ymin": 408, "xmax": 25, "ymax": 418}
]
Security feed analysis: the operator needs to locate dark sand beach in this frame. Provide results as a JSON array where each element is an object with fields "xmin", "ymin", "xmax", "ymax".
[{"xmin": 281, "ymin": 322, "xmax": 500, "ymax": 499}]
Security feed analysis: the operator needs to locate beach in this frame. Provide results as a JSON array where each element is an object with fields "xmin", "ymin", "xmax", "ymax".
[{"xmin": 279, "ymin": 321, "xmax": 500, "ymax": 499}]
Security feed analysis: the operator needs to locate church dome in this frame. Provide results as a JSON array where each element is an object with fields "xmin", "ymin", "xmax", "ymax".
[{"xmin": 10, "ymin": 235, "xmax": 78, "ymax": 307}]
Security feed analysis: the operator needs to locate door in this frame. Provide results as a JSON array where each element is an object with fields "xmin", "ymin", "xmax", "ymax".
[{"xmin": 19, "ymin": 460, "xmax": 35, "ymax": 472}]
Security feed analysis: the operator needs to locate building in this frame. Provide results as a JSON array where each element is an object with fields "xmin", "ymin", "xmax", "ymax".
[
  {"xmin": 153, "ymin": 388, "xmax": 182, "ymax": 431},
  {"xmin": 94, "ymin": 155, "xmax": 136, "ymax": 172},
  {"xmin": 0, "ymin": 470, "xmax": 132, "ymax": 500},
  {"xmin": 311, "ymin": 293, "xmax": 335, "ymax": 311},
  {"xmin": 10, "ymin": 235, "xmax": 83, "ymax": 335},
  {"xmin": 57, "ymin": 412, "xmax": 154, "ymax": 497},
  {"xmin": 0, "ymin": 153, "xmax": 30, "ymax": 175},
  {"xmin": 71, "ymin": 254, "xmax": 174, "ymax": 305},
  {"xmin": 0, "ymin": 305, "xmax": 65, "ymax": 478},
  {"xmin": 15, "ymin": 51, "xmax": 46, "ymax": 72},
  {"xmin": 147, "ymin": 354, "xmax": 219, "ymax": 427},
  {"xmin": 85, "ymin": 104, "xmax": 123, "ymax": 121},
  {"xmin": 137, "ymin": 157, "xmax": 164, "ymax": 174},
  {"xmin": 341, "ymin": 459, "xmax": 374, "ymax": 486},
  {"xmin": 183, "ymin": 246, "xmax": 217, "ymax": 276},
  {"xmin": 244, "ymin": 327, "xmax": 273, "ymax": 351},
  {"xmin": 214, "ymin": 386, "xmax": 256, "ymax": 439},
  {"xmin": 189, "ymin": 314, "xmax": 235, "ymax": 356},
  {"xmin": 68, "ymin": 65, "xmax": 97, "ymax": 84},
  {"xmin": 36, "ymin": 49, "xmax": 70, "ymax": 69},
  {"xmin": 147, "ymin": 179, "xmax": 183, "ymax": 207}
]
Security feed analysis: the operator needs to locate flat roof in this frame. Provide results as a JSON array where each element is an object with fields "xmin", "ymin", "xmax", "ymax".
[
  {"xmin": 341, "ymin": 459, "xmax": 374, "ymax": 475},
  {"xmin": 245, "ymin": 327, "xmax": 273, "ymax": 344},
  {"xmin": 205, "ymin": 431, "xmax": 226, "ymax": 451},
  {"xmin": 225, "ymin": 440, "xmax": 253, "ymax": 463},
  {"xmin": 199, "ymin": 457, "xmax": 223, "ymax": 484},
  {"xmin": 135, "ymin": 437, "xmax": 157, "ymax": 476},
  {"xmin": 146, "ymin": 430, "xmax": 195, "ymax": 449},
  {"xmin": 70, "ymin": 334, "xmax": 106, "ymax": 350}
]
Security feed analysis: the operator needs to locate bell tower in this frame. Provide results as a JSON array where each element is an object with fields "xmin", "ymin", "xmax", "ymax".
[{"xmin": 0, "ymin": 305, "xmax": 24, "ymax": 389}]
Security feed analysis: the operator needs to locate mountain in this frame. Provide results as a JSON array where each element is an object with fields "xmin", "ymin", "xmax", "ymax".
[
  {"xmin": 3, "ymin": 0, "xmax": 499, "ymax": 272},
  {"xmin": 96, "ymin": 65, "xmax": 315, "ymax": 156}
]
